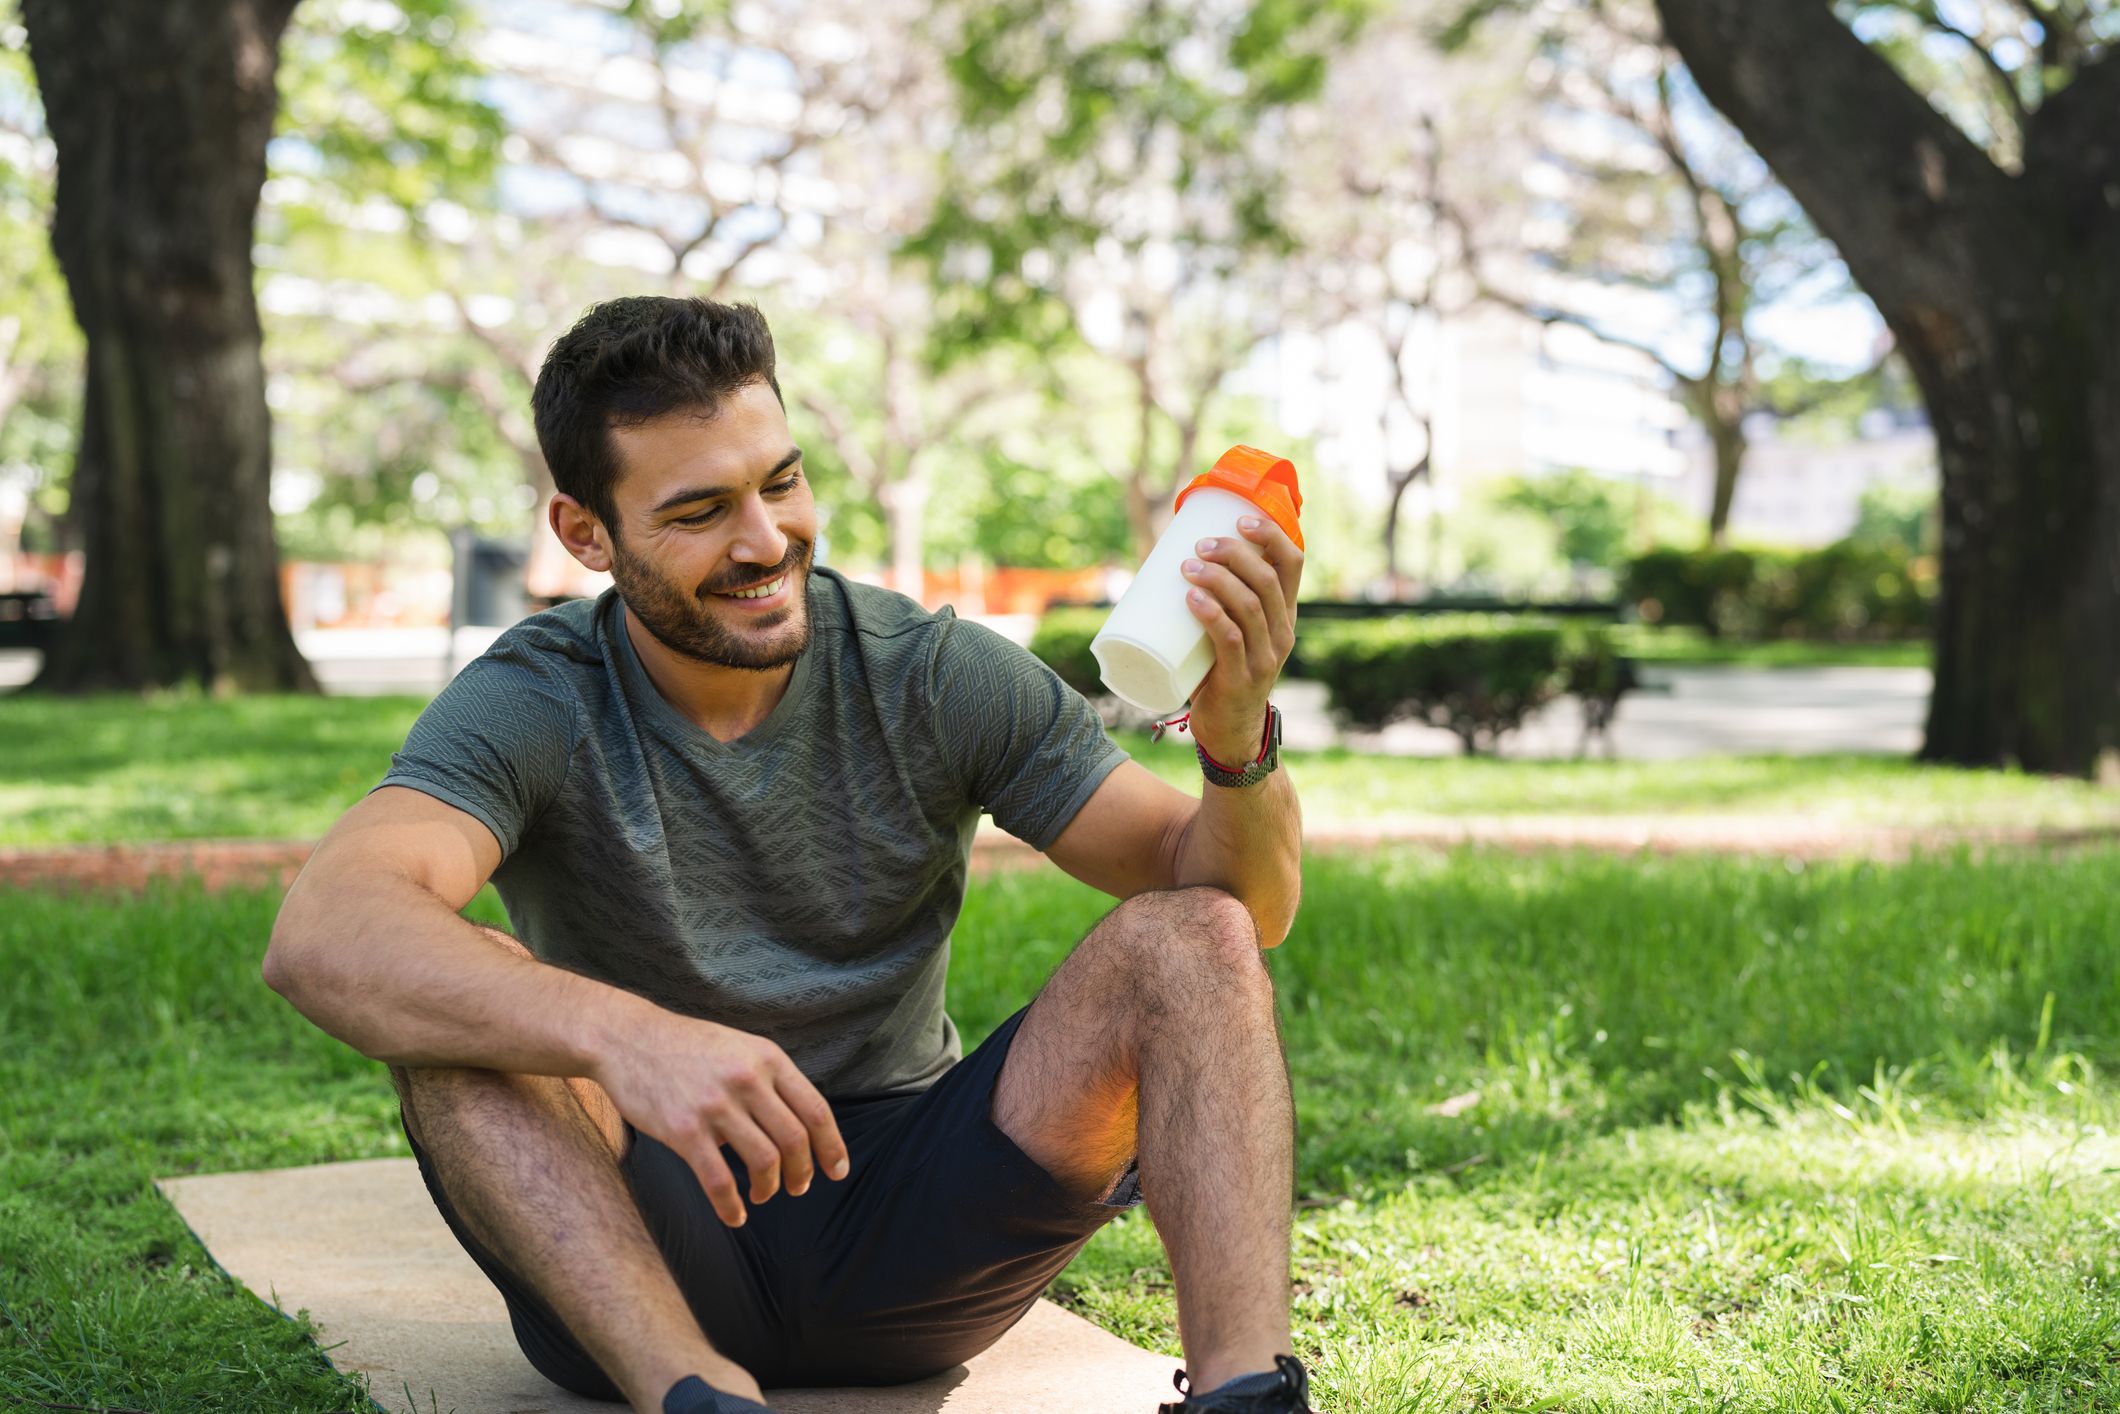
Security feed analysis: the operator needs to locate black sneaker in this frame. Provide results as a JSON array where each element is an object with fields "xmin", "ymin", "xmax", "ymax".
[
  {"xmin": 1158, "ymin": 1353, "xmax": 1316, "ymax": 1412},
  {"xmin": 663, "ymin": 1374, "xmax": 775, "ymax": 1414}
]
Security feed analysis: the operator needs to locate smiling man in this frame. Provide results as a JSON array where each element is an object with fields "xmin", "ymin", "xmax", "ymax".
[{"xmin": 263, "ymin": 297, "xmax": 1313, "ymax": 1414}]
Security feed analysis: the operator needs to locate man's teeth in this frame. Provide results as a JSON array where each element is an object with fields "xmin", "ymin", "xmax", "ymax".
[{"xmin": 722, "ymin": 576, "xmax": 785, "ymax": 600}]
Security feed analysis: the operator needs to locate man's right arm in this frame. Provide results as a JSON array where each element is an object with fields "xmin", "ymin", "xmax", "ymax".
[
  {"xmin": 263, "ymin": 786, "xmax": 851, "ymax": 1224},
  {"xmin": 262, "ymin": 785, "xmax": 653, "ymax": 1077}
]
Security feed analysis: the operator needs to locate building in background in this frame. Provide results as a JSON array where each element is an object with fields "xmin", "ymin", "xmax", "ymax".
[{"xmin": 1679, "ymin": 410, "xmax": 1936, "ymax": 547}]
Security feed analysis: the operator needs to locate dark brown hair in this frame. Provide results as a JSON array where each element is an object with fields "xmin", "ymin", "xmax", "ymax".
[{"xmin": 531, "ymin": 296, "xmax": 784, "ymax": 532}]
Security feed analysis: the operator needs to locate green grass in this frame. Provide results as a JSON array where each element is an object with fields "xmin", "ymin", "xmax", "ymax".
[
  {"xmin": 5, "ymin": 694, "xmax": 2119, "ymax": 845},
  {"xmin": 1612, "ymin": 625, "xmax": 1932, "ymax": 669},
  {"xmin": 5, "ymin": 848, "xmax": 2117, "ymax": 1411}
]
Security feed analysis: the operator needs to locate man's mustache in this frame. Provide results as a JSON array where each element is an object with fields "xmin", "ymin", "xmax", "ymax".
[{"xmin": 696, "ymin": 542, "xmax": 811, "ymax": 600}]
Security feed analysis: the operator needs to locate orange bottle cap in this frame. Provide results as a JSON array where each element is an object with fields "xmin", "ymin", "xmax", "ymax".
[{"xmin": 1174, "ymin": 445, "xmax": 1304, "ymax": 551}]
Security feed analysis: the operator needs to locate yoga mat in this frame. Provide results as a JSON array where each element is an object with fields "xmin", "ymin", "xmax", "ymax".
[{"xmin": 158, "ymin": 1157, "xmax": 1178, "ymax": 1413}]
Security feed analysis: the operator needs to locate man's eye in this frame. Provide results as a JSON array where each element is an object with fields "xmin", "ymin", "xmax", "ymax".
[
  {"xmin": 769, "ymin": 476, "xmax": 800, "ymax": 494},
  {"xmin": 674, "ymin": 508, "xmax": 720, "ymax": 526}
]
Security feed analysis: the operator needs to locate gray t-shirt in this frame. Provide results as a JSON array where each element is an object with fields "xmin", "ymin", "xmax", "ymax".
[{"xmin": 379, "ymin": 566, "xmax": 1128, "ymax": 1097}]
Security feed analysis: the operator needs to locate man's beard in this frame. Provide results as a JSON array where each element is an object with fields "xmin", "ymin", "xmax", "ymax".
[{"xmin": 611, "ymin": 537, "xmax": 815, "ymax": 671}]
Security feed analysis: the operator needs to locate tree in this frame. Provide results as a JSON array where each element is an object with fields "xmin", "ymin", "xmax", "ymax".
[
  {"xmin": 917, "ymin": 0, "xmax": 1369, "ymax": 560},
  {"xmin": 1650, "ymin": 0, "xmax": 2119, "ymax": 774},
  {"xmin": 1449, "ymin": 0, "xmax": 1868, "ymax": 544},
  {"xmin": 0, "ymin": 19, "xmax": 80, "ymax": 553},
  {"xmin": 1275, "ymin": 7, "xmax": 1479, "ymax": 593},
  {"xmin": 22, "ymin": 0, "xmax": 315, "ymax": 691}
]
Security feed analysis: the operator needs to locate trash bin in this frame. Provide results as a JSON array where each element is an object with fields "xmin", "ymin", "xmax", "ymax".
[{"xmin": 449, "ymin": 530, "xmax": 530, "ymax": 628}]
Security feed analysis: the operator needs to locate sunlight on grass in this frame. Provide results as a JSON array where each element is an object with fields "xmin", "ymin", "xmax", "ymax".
[
  {"xmin": 6, "ymin": 693, "xmax": 2120, "ymax": 844},
  {"xmin": 3, "ymin": 849, "xmax": 2117, "ymax": 1409}
]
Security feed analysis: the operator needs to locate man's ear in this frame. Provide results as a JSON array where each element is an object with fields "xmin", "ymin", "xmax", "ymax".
[{"xmin": 549, "ymin": 493, "xmax": 614, "ymax": 574}]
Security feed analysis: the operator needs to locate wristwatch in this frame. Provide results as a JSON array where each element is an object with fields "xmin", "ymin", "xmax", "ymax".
[{"xmin": 1197, "ymin": 704, "xmax": 1282, "ymax": 789}]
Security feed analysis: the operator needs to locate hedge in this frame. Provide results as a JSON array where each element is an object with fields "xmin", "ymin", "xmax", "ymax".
[
  {"xmin": 1031, "ymin": 606, "xmax": 1629, "ymax": 755},
  {"xmin": 1623, "ymin": 540, "xmax": 1933, "ymax": 641},
  {"xmin": 1299, "ymin": 615, "xmax": 1625, "ymax": 756}
]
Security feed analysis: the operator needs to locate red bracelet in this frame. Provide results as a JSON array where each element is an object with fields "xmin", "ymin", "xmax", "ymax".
[{"xmin": 1154, "ymin": 704, "xmax": 1275, "ymax": 772}]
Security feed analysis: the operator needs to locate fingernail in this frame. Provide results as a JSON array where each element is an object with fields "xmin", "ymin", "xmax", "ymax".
[
  {"xmin": 790, "ymin": 1181, "xmax": 809, "ymax": 1197},
  {"xmin": 1239, "ymin": 516, "xmax": 1260, "ymax": 531},
  {"xmin": 1183, "ymin": 558, "xmax": 1203, "ymax": 575},
  {"xmin": 1188, "ymin": 588, "xmax": 1207, "ymax": 605},
  {"xmin": 1196, "ymin": 537, "xmax": 1217, "ymax": 553},
  {"xmin": 831, "ymin": 1158, "xmax": 850, "ymax": 1179}
]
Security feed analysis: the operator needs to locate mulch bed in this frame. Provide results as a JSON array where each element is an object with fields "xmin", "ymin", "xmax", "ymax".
[{"xmin": 4, "ymin": 818, "xmax": 2115, "ymax": 894}]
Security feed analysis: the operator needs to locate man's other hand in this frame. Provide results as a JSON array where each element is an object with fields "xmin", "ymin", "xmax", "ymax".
[{"xmin": 594, "ymin": 1014, "xmax": 850, "ymax": 1228}]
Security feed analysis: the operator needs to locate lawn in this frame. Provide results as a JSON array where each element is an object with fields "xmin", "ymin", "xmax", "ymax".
[
  {"xmin": 5, "ymin": 694, "xmax": 2118, "ymax": 845},
  {"xmin": 1610, "ymin": 626, "xmax": 1932, "ymax": 670},
  {"xmin": 4, "ymin": 847, "xmax": 2116, "ymax": 1411}
]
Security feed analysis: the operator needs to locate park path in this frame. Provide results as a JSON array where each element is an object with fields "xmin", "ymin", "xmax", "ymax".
[{"xmin": 5, "ymin": 813, "xmax": 2111, "ymax": 894}]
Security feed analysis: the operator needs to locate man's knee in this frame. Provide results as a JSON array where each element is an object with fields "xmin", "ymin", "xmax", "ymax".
[
  {"xmin": 391, "ymin": 1062, "xmax": 529, "ymax": 1151},
  {"xmin": 1104, "ymin": 886, "xmax": 1269, "ymax": 998}
]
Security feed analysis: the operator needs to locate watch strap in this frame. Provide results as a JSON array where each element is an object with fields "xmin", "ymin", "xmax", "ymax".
[{"xmin": 1196, "ymin": 704, "xmax": 1281, "ymax": 788}]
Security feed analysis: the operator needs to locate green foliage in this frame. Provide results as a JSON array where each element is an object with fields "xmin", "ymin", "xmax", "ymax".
[
  {"xmin": 274, "ymin": 0, "xmax": 502, "ymax": 224},
  {"xmin": 945, "ymin": 450, "xmax": 1134, "ymax": 570},
  {"xmin": 1493, "ymin": 469, "xmax": 1696, "ymax": 574},
  {"xmin": 1850, "ymin": 478, "xmax": 1938, "ymax": 557},
  {"xmin": 0, "ymin": 16, "xmax": 83, "ymax": 537},
  {"xmin": 1624, "ymin": 540, "xmax": 1934, "ymax": 641},
  {"xmin": 915, "ymin": 0, "xmax": 1371, "ymax": 363},
  {"xmin": 1301, "ymin": 615, "xmax": 1624, "ymax": 755},
  {"xmin": 1025, "ymin": 605, "xmax": 1107, "ymax": 700}
]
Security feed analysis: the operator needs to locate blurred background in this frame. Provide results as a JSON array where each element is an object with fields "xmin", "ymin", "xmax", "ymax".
[{"xmin": 0, "ymin": 0, "xmax": 2113, "ymax": 771}]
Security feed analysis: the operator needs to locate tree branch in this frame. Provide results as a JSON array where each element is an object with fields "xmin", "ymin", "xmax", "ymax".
[
  {"xmin": 796, "ymin": 388, "xmax": 882, "ymax": 491},
  {"xmin": 1653, "ymin": 0, "xmax": 2016, "ymax": 325}
]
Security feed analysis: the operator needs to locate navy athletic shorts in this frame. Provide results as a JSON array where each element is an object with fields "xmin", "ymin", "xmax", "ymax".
[{"xmin": 402, "ymin": 1004, "xmax": 1144, "ymax": 1396}]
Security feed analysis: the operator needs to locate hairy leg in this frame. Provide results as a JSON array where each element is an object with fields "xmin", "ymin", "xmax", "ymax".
[
  {"xmin": 993, "ymin": 886, "xmax": 1295, "ymax": 1392},
  {"xmin": 393, "ymin": 929, "xmax": 763, "ymax": 1412}
]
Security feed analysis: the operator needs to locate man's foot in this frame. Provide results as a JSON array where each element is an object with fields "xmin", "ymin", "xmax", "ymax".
[
  {"xmin": 663, "ymin": 1374, "xmax": 775, "ymax": 1413},
  {"xmin": 1157, "ymin": 1354, "xmax": 1316, "ymax": 1412}
]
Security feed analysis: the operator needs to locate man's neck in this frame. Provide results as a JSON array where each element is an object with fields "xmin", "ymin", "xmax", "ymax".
[{"xmin": 622, "ymin": 605, "xmax": 796, "ymax": 743}]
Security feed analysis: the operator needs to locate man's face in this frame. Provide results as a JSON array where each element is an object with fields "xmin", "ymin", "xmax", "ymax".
[{"xmin": 602, "ymin": 381, "xmax": 818, "ymax": 671}]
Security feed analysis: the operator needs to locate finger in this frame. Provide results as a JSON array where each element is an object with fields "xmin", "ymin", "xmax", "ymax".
[
  {"xmin": 749, "ymin": 1089, "xmax": 818, "ymax": 1197},
  {"xmin": 1184, "ymin": 558, "xmax": 1277, "ymax": 682},
  {"xmin": 675, "ymin": 1132, "xmax": 749, "ymax": 1228},
  {"xmin": 714, "ymin": 1110, "xmax": 784, "ymax": 1205},
  {"xmin": 1234, "ymin": 515, "xmax": 1304, "ymax": 617},
  {"xmin": 1185, "ymin": 580, "xmax": 1254, "ymax": 686},
  {"xmin": 1196, "ymin": 533, "xmax": 1294, "ymax": 663},
  {"xmin": 775, "ymin": 1062, "xmax": 850, "ymax": 1183}
]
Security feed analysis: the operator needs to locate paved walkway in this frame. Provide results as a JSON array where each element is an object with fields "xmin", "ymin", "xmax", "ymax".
[{"xmin": 1274, "ymin": 666, "xmax": 1929, "ymax": 759}]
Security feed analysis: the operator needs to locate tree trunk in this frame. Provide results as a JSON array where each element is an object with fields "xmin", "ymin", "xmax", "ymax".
[
  {"xmin": 1380, "ymin": 459, "xmax": 1425, "ymax": 589},
  {"xmin": 24, "ymin": 0, "xmax": 315, "ymax": 693},
  {"xmin": 1655, "ymin": 0, "xmax": 2120, "ymax": 773},
  {"xmin": 1701, "ymin": 387, "xmax": 1747, "ymax": 544},
  {"xmin": 878, "ymin": 465, "xmax": 930, "ymax": 603},
  {"xmin": 1913, "ymin": 263, "xmax": 2120, "ymax": 771}
]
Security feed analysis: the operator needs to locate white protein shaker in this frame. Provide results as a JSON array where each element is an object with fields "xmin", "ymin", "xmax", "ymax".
[{"xmin": 1090, "ymin": 445, "xmax": 1305, "ymax": 716}]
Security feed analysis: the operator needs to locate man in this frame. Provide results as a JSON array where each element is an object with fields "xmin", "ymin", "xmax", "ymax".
[{"xmin": 264, "ymin": 297, "xmax": 1313, "ymax": 1414}]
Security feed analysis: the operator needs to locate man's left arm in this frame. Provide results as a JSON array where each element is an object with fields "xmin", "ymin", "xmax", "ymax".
[{"xmin": 1045, "ymin": 512, "xmax": 1306, "ymax": 946}]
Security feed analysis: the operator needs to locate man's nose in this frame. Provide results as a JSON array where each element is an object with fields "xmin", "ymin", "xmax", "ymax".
[{"xmin": 728, "ymin": 492, "xmax": 789, "ymax": 566}]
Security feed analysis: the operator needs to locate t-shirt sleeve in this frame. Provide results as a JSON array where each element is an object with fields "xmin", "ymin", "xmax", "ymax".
[
  {"xmin": 927, "ymin": 613, "xmax": 1130, "ymax": 849},
  {"xmin": 374, "ymin": 657, "xmax": 583, "ymax": 859}
]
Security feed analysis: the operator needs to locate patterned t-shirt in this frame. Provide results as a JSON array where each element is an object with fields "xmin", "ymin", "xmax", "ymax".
[{"xmin": 377, "ymin": 566, "xmax": 1129, "ymax": 1097}]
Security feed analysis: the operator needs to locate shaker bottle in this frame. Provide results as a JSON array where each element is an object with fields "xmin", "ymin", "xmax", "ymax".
[{"xmin": 1091, "ymin": 444, "xmax": 1304, "ymax": 715}]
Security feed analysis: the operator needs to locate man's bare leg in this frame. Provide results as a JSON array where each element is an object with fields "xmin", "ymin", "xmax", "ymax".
[
  {"xmin": 392, "ymin": 934, "xmax": 765, "ymax": 1412},
  {"xmin": 992, "ymin": 885, "xmax": 1296, "ymax": 1394}
]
